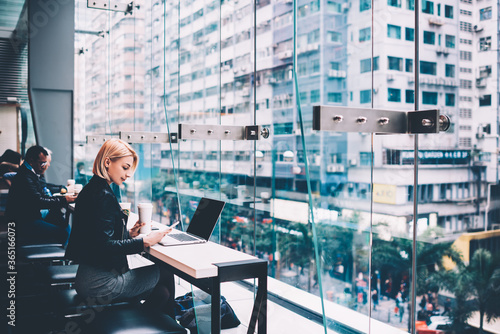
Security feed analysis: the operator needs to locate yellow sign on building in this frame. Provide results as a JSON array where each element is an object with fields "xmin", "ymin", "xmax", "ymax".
[{"xmin": 373, "ymin": 184, "xmax": 397, "ymax": 204}]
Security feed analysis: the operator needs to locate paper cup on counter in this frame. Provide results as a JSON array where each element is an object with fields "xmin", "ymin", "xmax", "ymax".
[{"xmin": 138, "ymin": 203, "xmax": 153, "ymax": 234}]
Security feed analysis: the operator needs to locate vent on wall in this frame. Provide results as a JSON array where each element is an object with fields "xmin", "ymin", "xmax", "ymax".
[{"xmin": 0, "ymin": 38, "xmax": 28, "ymax": 105}]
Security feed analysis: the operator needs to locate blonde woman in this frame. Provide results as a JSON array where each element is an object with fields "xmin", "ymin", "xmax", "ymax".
[{"xmin": 65, "ymin": 139, "xmax": 176, "ymax": 316}]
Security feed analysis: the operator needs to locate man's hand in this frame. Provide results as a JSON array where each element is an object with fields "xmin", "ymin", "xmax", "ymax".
[
  {"xmin": 129, "ymin": 220, "xmax": 145, "ymax": 238},
  {"xmin": 65, "ymin": 194, "xmax": 77, "ymax": 203}
]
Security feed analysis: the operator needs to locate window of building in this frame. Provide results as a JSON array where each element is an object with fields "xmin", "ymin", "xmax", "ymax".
[
  {"xmin": 387, "ymin": 24, "xmax": 401, "ymax": 39},
  {"xmin": 460, "ymin": 51, "xmax": 472, "ymax": 61},
  {"xmin": 444, "ymin": 5, "xmax": 453, "ymax": 18},
  {"xmin": 373, "ymin": 56, "xmax": 379, "ymax": 71},
  {"xmin": 422, "ymin": 0, "xmax": 434, "ymax": 14},
  {"xmin": 311, "ymin": 59, "xmax": 320, "ymax": 73},
  {"xmin": 460, "ymin": 21, "xmax": 472, "ymax": 32},
  {"xmin": 360, "ymin": 58, "xmax": 371, "ymax": 73},
  {"xmin": 308, "ymin": 29, "xmax": 320, "ymax": 43},
  {"xmin": 445, "ymin": 64, "xmax": 455, "ymax": 78},
  {"xmin": 459, "ymin": 137, "xmax": 472, "ymax": 148},
  {"xmin": 360, "ymin": 0, "xmax": 371, "ymax": 11},
  {"xmin": 405, "ymin": 27, "xmax": 414, "ymax": 41},
  {"xmin": 460, "ymin": 67, "xmax": 472, "ymax": 73},
  {"xmin": 460, "ymin": 9, "xmax": 471, "ymax": 16},
  {"xmin": 328, "ymin": 92, "xmax": 342, "ymax": 103},
  {"xmin": 359, "ymin": 27, "xmax": 371, "ymax": 42},
  {"xmin": 479, "ymin": 36, "xmax": 491, "ymax": 51},
  {"xmin": 460, "ymin": 79, "xmax": 472, "ymax": 89},
  {"xmin": 328, "ymin": 31, "xmax": 342, "ymax": 43},
  {"xmin": 298, "ymin": 4, "xmax": 308, "ymax": 17},
  {"xmin": 445, "ymin": 35, "xmax": 455, "ymax": 48},
  {"xmin": 405, "ymin": 59, "xmax": 413, "ymax": 72},
  {"xmin": 460, "ymin": 38, "xmax": 472, "ymax": 45},
  {"xmin": 327, "ymin": 1, "xmax": 342, "ymax": 13},
  {"xmin": 459, "ymin": 108, "xmax": 472, "ymax": 118},
  {"xmin": 422, "ymin": 91, "xmax": 438, "ymax": 105},
  {"xmin": 480, "ymin": 7, "xmax": 492, "ymax": 21},
  {"xmin": 406, "ymin": 89, "xmax": 414, "ymax": 103},
  {"xmin": 420, "ymin": 61, "xmax": 437, "ymax": 75},
  {"xmin": 388, "ymin": 88, "xmax": 401, "ymax": 102},
  {"xmin": 311, "ymin": 89, "xmax": 320, "ymax": 103},
  {"xmin": 298, "ymin": 63, "xmax": 307, "ymax": 76},
  {"xmin": 423, "ymin": 31, "xmax": 435, "ymax": 44},
  {"xmin": 311, "ymin": 0, "xmax": 321, "ymax": 12},
  {"xmin": 274, "ymin": 122, "xmax": 294, "ymax": 135},
  {"xmin": 360, "ymin": 90, "xmax": 371, "ymax": 104},
  {"xmin": 299, "ymin": 91, "xmax": 308, "ymax": 103},
  {"xmin": 407, "ymin": 0, "xmax": 415, "ymax": 10},
  {"xmin": 479, "ymin": 95, "xmax": 491, "ymax": 106},
  {"xmin": 388, "ymin": 56, "xmax": 403, "ymax": 71},
  {"xmin": 445, "ymin": 93, "xmax": 455, "ymax": 106},
  {"xmin": 388, "ymin": 0, "xmax": 401, "ymax": 8},
  {"xmin": 330, "ymin": 62, "xmax": 341, "ymax": 70}
]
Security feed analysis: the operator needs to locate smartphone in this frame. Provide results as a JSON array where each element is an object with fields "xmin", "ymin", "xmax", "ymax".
[{"xmin": 169, "ymin": 221, "xmax": 180, "ymax": 229}]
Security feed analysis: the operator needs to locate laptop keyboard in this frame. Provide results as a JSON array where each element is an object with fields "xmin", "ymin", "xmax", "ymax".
[{"xmin": 168, "ymin": 233, "xmax": 199, "ymax": 242}]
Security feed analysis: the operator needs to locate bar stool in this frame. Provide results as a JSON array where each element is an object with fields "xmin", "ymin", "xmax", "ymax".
[
  {"xmin": 42, "ymin": 264, "xmax": 79, "ymax": 287},
  {"xmin": 52, "ymin": 289, "xmax": 133, "ymax": 318},
  {"xmin": 18, "ymin": 245, "xmax": 66, "ymax": 262},
  {"xmin": 82, "ymin": 307, "xmax": 187, "ymax": 334}
]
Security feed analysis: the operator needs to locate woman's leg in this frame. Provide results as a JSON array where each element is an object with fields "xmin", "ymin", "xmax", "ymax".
[{"xmin": 144, "ymin": 266, "xmax": 176, "ymax": 317}]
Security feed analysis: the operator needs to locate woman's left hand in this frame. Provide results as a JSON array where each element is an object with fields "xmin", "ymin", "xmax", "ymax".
[{"xmin": 129, "ymin": 220, "xmax": 144, "ymax": 238}]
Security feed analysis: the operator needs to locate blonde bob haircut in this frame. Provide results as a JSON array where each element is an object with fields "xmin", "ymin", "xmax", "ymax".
[{"xmin": 93, "ymin": 139, "xmax": 138, "ymax": 181}]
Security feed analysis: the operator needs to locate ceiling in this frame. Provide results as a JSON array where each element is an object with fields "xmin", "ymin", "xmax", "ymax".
[{"xmin": 0, "ymin": 0, "xmax": 25, "ymax": 33}]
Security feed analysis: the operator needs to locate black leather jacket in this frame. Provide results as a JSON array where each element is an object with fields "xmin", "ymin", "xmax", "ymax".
[
  {"xmin": 65, "ymin": 175, "xmax": 144, "ymax": 271},
  {"xmin": 6, "ymin": 163, "xmax": 67, "ymax": 224}
]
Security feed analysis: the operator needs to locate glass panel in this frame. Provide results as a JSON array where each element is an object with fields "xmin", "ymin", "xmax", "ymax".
[{"xmin": 72, "ymin": 1, "xmax": 500, "ymax": 333}]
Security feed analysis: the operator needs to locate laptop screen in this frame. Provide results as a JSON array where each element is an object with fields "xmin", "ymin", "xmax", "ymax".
[{"xmin": 186, "ymin": 197, "xmax": 225, "ymax": 240}]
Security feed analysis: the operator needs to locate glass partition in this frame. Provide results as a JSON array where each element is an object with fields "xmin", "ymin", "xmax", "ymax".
[{"xmin": 74, "ymin": 0, "xmax": 499, "ymax": 333}]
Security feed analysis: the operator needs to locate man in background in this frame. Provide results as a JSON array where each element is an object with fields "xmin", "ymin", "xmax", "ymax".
[{"xmin": 6, "ymin": 145, "xmax": 76, "ymax": 245}]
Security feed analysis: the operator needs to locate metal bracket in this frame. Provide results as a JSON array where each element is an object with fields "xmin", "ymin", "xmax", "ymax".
[
  {"xmin": 178, "ymin": 124, "xmax": 270, "ymax": 141},
  {"xmin": 87, "ymin": 1, "xmax": 134, "ymax": 14},
  {"xmin": 312, "ymin": 106, "xmax": 450, "ymax": 134},
  {"xmin": 87, "ymin": 132, "xmax": 178, "ymax": 144},
  {"xmin": 86, "ymin": 135, "xmax": 116, "ymax": 144},
  {"xmin": 119, "ymin": 131, "xmax": 178, "ymax": 144}
]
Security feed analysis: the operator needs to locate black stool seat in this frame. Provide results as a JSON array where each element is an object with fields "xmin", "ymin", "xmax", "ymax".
[
  {"xmin": 84, "ymin": 307, "xmax": 187, "ymax": 334},
  {"xmin": 19, "ymin": 243, "xmax": 64, "ymax": 249},
  {"xmin": 54, "ymin": 289, "xmax": 132, "ymax": 316},
  {"xmin": 43, "ymin": 264, "xmax": 78, "ymax": 284},
  {"xmin": 19, "ymin": 245, "xmax": 66, "ymax": 262}
]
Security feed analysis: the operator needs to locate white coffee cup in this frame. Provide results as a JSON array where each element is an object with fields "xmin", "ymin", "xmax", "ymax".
[
  {"xmin": 66, "ymin": 179, "xmax": 75, "ymax": 194},
  {"xmin": 138, "ymin": 203, "xmax": 153, "ymax": 234}
]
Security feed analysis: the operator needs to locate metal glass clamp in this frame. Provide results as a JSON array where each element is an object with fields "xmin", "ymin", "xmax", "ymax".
[
  {"xmin": 87, "ymin": 1, "xmax": 135, "ymax": 14},
  {"xmin": 87, "ymin": 132, "xmax": 178, "ymax": 144},
  {"xmin": 178, "ymin": 124, "xmax": 270, "ymax": 141},
  {"xmin": 312, "ymin": 106, "xmax": 450, "ymax": 134}
]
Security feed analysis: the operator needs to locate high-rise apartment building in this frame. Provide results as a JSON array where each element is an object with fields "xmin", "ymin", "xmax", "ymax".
[{"xmin": 79, "ymin": 0, "xmax": 500, "ymax": 236}]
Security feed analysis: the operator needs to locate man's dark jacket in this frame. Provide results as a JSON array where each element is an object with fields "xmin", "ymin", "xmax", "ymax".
[
  {"xmin": 6, "ymin": 163, "xmax": 67, "ymax": 224},
  {"xmin": 65, "ymin": 175, "xmax": 144, "ymax": 271}
]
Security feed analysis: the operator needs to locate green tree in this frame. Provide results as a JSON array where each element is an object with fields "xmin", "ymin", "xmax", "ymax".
[
  {"xmin": 371, "ymin": 237, "xmax": 463, "ymax": 296},
  {"xmin": 444, "ymin": 249, "xmax": 500, "ymax": 334}
]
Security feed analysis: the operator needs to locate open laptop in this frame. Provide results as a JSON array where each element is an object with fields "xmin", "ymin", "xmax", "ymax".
[{"xmin": 159, "ymin": 197, "xmax": 225, "ymax": 246}]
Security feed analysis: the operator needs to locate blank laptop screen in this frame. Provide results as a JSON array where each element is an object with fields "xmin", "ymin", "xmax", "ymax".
[{"xmin": 186, "ymin": 197, "xmax": 225, "ymax": 240}]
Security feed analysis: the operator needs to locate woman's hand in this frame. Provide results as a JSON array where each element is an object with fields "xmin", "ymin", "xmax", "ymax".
[
  {"xmin": 143, "ymin": 229, "xmax": 170, "ymax": 248},
  {"xmin": 129, "ymin": 220, "xmax": 144, "ymax": 238}
]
